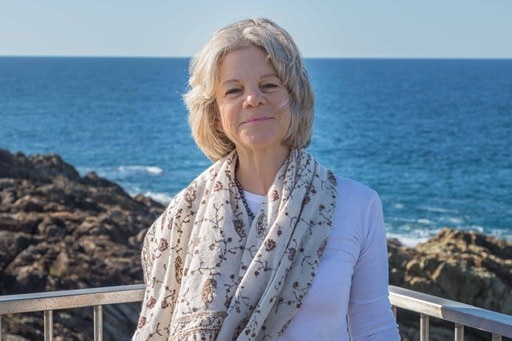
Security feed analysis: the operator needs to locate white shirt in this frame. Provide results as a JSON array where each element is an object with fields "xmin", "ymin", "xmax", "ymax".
[{"xmin": 244, "ymin": 176, "xmax": 400, "ymax": 340}]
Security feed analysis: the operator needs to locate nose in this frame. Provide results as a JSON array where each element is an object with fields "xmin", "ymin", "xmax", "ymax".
[{"xmin": 243, "ymin": 90, "xmax": 265, "ymax": 109}]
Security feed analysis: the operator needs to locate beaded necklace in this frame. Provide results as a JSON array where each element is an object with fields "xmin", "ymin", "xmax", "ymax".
[{"xmin": 234, "ymin": 175, "xmax": 255, "ymax": 221}]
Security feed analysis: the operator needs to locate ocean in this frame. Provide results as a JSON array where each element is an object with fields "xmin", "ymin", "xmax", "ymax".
[{"xmin": 1, "ymin": 57, "xmax": 511, "ymax": 246}]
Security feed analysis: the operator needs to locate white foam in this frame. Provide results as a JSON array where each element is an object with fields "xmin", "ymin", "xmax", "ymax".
[
  {"xmin": 443, "ymin": 216, "xmax": 464, "ymax": 225},
  {"xmin": 418, "ymin": 205, "xmax": 457, "ymax": 214},
  {"xmin": 143, "ymin": 191, "xmax": 172, "ymax": 204},
  {"xmin": 118, "ymin": 165, "xmax": 164, "ymax": 176},
  {"xmin": 146, "ymin": 166, "xmax": 164, "ymax": 175},
  {"xmin": 389, "ymin": 235, "xmax": 429, "ymax": 248},
  {"xmin": 387, "ymin": 223, "xmax": 441, "ymax": 248}
]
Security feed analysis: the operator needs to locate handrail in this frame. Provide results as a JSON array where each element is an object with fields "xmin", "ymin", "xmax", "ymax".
[
  {"xmin": 0, "ymin": 284, "xmax": 145, "ymax": 314},
  {"xmin": 389, "ymin": 285, "xmax": 512, "ymax": 339},
  {"xmin": 0, "ymin": 284, "xmax": 511, "ymax": 340}
]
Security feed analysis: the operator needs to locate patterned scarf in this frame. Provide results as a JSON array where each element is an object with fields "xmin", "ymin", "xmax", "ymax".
[{"xmin": 134, "ymin": 149, "xmax": 337, "ymax": 340}]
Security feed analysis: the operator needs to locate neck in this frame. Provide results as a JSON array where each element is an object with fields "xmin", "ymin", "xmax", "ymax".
[{"xmin": 235, "ymin": 146, "xmax": 290, "ymax": 195}]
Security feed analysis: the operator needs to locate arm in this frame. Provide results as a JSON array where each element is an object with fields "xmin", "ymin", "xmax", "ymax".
[{"xmin": 348, "ymin": 193, "xmax": 400, "ymax": 340}]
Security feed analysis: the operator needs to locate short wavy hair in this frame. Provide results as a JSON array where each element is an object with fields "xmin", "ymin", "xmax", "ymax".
[{"xmin": 184, "ymin": 18, "xmax": 314, "ymax": 161}]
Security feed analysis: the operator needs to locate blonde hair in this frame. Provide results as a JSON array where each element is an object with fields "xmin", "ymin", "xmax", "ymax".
[{"xmin": 184, "ymin": 18, "xmax": 314, "ymax": 161}]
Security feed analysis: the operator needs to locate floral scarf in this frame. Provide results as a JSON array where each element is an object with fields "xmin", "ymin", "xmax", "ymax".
[{"xmin": 134, "ymin": 149, "xmax": 337, "ymax": 340}]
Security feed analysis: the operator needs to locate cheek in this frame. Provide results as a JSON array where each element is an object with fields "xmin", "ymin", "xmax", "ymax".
[
  {"xmin": 279, "ymin": 108, "xmax": 293, "ymax": 137},
  {"xmin": 283, "ymin": 112, "xmax": 293, "ymax": 132},
  {"xmin": 219, "ymin": 101, "xmax": 238, "ymax": 120},
  {"xmin": 216, "ymin": 104, "xmax": 237, "ymax": 134}
]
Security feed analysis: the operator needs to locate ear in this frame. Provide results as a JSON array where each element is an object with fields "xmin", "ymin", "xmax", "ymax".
[
  {"xmin": 212, "ymin": 104, "xmax": 224, "ymax": 133},
  {"xmin": 213, "ymin": 115, "xmax": 224, "ymax": 133},
  {"xmin": 216, "ymin": 118, "xmax": 224, "ymax": 133}
]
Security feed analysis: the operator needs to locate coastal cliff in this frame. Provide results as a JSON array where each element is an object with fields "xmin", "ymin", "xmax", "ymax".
[
  {"xmin": 0, "ymin": 149, "xmax": 164, "ymax": 340},
  {"xmin": 389, "ymin": 230, "xmax": 512, "ymax": 340},
  {"xmin": 1, "ymin": 149, "xmax": 510, "ymax": 340}
]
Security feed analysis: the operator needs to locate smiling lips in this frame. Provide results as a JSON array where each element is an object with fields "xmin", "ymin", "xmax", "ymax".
[{"xmin": 243, "ymin": 116, "xmax": 273, "ymax": 125}]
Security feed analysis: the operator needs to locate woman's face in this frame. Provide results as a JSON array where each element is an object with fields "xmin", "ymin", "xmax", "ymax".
[{"xmin": 215, "ymin": 46, "xmax": 291, "ymax": 157}]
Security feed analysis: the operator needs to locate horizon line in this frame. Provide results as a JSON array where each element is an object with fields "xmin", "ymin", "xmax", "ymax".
[{"xmin": 1, "ymin": 54, "xmax": 512, "ymax": 61}]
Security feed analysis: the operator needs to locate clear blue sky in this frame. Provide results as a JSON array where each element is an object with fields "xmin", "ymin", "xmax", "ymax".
[{"xmin": 1, "ymin": 0, "xmax": 511, "ymax": 58}]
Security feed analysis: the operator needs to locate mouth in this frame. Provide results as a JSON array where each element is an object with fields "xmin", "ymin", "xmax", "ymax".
[{"xmin": 243, "ymin": 116, "xmax": 273, "ymax": 124}]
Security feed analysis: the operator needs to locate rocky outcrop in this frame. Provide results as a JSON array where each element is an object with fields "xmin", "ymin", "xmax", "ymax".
[
  {"xmin": 389, "ymin": 229, "xmax": 512, "ymax": 341},
  {"xmin": 0, "ymin": 149, "xmax": 165, "ymax": 340},
  {"xmin": 1, "ymin": 149, "xmax": 511, "ymax": 340}
]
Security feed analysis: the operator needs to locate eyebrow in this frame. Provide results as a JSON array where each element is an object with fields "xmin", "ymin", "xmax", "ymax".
[{"xmin": 220, "ymin": 73, "xmax": 279, "ymax": 87}]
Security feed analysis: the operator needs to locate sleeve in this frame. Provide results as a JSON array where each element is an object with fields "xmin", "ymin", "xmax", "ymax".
[{"xmin": 347, "ymin": 192, "xmax": 400, "ymax": 340}]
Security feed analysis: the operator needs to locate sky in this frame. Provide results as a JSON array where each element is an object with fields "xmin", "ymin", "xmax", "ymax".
[{"xmin": 1, "ymin": 0, "xmax": 511, "ymax": 59}]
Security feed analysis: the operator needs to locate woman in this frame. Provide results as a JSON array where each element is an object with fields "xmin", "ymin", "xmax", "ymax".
[{"xmin": 134, "ymin": 18, "xmax": 400, "ymax": 340}]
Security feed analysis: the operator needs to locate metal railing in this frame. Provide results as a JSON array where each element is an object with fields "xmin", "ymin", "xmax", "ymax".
[
  {"xmin": 388, "ymin": 286, "xmax": 512, "ymax": 340},
  {"xmin": 0, "ymin": 284, "xmax": 145, "ymax": 341},
  {"xmin": 0, "ymin": 284, "xmax": 511, "ymax": 340}
]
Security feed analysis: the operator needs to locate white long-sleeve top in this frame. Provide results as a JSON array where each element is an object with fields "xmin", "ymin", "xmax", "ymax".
[{"xmin": 243, "ymin": 176, "xmax": 400, "ymax": 340}]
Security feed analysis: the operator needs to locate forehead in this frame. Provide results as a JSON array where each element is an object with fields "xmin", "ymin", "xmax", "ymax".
[{"xmin": 217, "ymin": 47, "xmax": 277, "ymax": 81}]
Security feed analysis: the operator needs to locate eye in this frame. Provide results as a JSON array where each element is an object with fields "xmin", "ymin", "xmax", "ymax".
[
  {"xmin": 261, "ymin": 83, "xmax": 280, "ymax": 91},
  {"xmin": 225, "ymin": 88, "xmax": 242, "ymax": 96}
]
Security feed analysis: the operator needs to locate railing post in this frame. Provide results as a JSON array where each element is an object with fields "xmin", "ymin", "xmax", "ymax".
[
  {"xmin": 420, "ymin": 313, "xmax": 429, "ymax": 341},
  {"xmin": 392, "ymin": 305, "xmax": 397, "ymax": 318},
  {"xmin": 492, "ymin": 334, "xmax": 502, "ymax": 341},
  {"xmin": 44, "ymin": 310, "xmax": 53, "ymax": 341},
  {"xmin": 94, "ymin": 305, "xmax": 103, "ymax": 341},
  {"xmin": 454, "ymin": 323, "xmax": 464, "ymax": 341}
]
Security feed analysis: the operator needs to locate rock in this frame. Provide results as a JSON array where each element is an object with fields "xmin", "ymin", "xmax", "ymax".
[
  {"xmin": 0, "ymin": 149, "xmax": 165, "ymax": 340},
  {"xmin": 389, "ymin": 228, "xmax": 512, "ymax": 340},
  {"xmin": 0, "ymin": 150, "xmax": 80, "ymax": 183}
]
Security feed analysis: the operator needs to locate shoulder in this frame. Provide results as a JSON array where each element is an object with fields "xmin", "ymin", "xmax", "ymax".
[
  {"xmin": 170, "ymin": 159, "xmax": 225, "ymax": 205},
  {"xmin": 334, "ymin": 175, "xmax": 381, "ymax": 207},
  {"xmin": 149, "ymin": 160, "xmax": 224, "ymax": 238},
  {"xmin": 331, "ymin": 175, "xmax": 384, "ymax": 235},
  {"xmin": 327, "ymin": 175, "xmax": 386, "ymax": 252}
]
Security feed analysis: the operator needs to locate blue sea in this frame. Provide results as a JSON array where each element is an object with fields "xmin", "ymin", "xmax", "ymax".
[{"xmin": 1, "ymin": 57, "xmax": 511, "ymax": 246}]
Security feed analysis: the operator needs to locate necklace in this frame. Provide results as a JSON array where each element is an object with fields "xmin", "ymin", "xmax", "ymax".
[{"xmin": 234, "ymin": 175, "xmax": 255, "ymax": 221}]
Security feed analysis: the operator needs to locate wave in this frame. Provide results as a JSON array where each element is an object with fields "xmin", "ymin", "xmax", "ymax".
[
  {"xmin": 77, "ymin": 165, "xmax": 164, "ymax": 179},
  {"xmin": 122, "ymin": 183, "xmax": 172, "ymax": 204},
  {"xmin": 389, "ymin": 234, "xmax": 430, "ymax": 248},
  {"xmin": 417, "ymin": 205, "xmax": 459, "ymax": 214},
  {"xmin": 142, "ymin": 191, "xmax": 172, "ymax": 204},
  {"xmin": 118, "ymin": 165, "xmax": 164, "ymax": 176}
]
